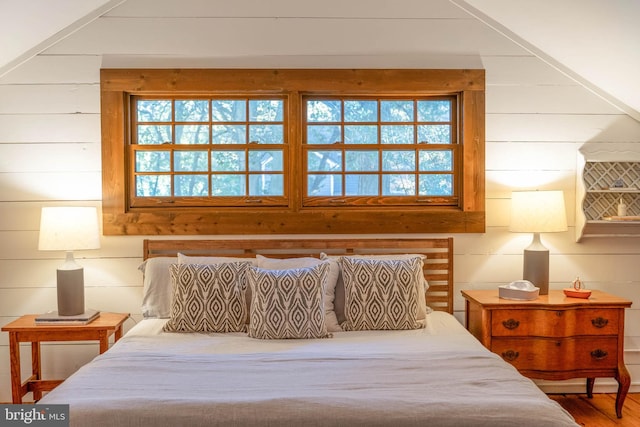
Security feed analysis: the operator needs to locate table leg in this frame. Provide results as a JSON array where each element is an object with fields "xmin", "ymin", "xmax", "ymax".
[
  {"xmin": 586, "ymin": 377, "xmax": 595, "ymax": 398},
  {"xmin": 8, "ymin": 332, "xmax": 22, "ymax": 404},
  {"xmin": 99, "ymin": 331, "xmax": 109, "ymax": 354},
  {"xmin": 615, "ymin": 365, "xmax": 631, "ymax": 418},
  {"xmin": 31, "ymin": 341, "xmax": 42, "ymax": 401}
]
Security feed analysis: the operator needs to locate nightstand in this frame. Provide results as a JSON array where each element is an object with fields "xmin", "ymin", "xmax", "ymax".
[
  {"xmin": 461, "ymin": 290, "xmax": 632, "ymax": 418},
  {"xmin": 1, "ymin": 312, "xmax": 129, "ymax": 403}
]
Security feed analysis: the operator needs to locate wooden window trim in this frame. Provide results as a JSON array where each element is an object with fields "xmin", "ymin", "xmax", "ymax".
[{"xmin": 101, "ymin": 69, "xmax": 485, "ymax": 235}]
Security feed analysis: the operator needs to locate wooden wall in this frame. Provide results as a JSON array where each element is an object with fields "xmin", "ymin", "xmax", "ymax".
[{"xmin": 1, "ymin": 0, "xmax": 640, "ymax": 402}]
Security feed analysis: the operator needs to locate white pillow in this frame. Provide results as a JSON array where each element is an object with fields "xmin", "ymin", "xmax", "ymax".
[
  {"xmin": 256, "ymin": 255, "xmax": 342, "ymax": 332},
  {"xmin": 139, "ymin": 257, "xmax": 176, "ymax": 318}
]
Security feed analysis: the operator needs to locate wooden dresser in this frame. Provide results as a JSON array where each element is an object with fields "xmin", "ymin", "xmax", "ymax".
[{"xmin": 461, "ymin": 289, "xmax": 632, "ymax": 418}]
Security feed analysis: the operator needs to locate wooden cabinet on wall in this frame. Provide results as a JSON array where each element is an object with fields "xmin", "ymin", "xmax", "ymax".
[{"xmin": 576, "ymin": 143, "xmax": 640, "ymax": 241}]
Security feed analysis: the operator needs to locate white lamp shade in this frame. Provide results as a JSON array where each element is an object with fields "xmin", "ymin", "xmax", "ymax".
[
  {"xmin": 38, "ymin": 207, "xmax": 101, "ymax": 251},
  {"xmin": 509, "ymin": 190, "xmax": 568, "ymax": 233}
]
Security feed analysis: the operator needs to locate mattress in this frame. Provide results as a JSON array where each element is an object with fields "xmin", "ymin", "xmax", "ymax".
[{"xmin": 39, "ymin": 311, "xmax": 578, "ymax": 427}]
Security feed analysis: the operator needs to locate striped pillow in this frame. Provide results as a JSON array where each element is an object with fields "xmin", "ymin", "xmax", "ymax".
[
  {"xmin": 163, "ymin": 262, "xmax": 251, "ymax": 333},
  {"xmin": 248, "ymin": 263, "xmax": 331, "ymax": 339}
]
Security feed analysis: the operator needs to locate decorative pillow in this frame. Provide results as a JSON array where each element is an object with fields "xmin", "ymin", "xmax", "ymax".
[
  {"xmin": 163, "ymin": 262, "xmax": 251, "ymax": 333},
  {"xmin": 322, "ymin": 253, "xmax": 430, "ymax": 325},
  {"xmin": 247, "ymin": 263, "xmax": 332, "ymax": 339},
  {"xmin": 256, "ymin": 255, "xmax": 342, "ymax": 332},
  {"xmin": 339, "ymin": 256, "xmax": 424, "ymax": 331},
  {"xmin": 179, "ymin": 254, "xmax": 257, "ymax": 322},
  {"xmin": 139, "ymin": 257, "xmax": 176, "ymax": 318}
]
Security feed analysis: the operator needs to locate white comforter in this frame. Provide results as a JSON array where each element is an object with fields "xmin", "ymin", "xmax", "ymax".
[{"xmin": 40, "ymin": 312, "xmax": 578, "ymax": 427}]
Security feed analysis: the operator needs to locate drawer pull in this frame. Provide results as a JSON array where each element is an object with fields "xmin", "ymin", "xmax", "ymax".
[
  {"xmin": 502, "ymin": 319, "xmax": 520, "ymax": 330},
  {"xmin": 591, "ymin": 317, "xmax": 609, "ymax": 328},
  {"xmin": 502, "ymin": 350, "xmax": 519, "ymax": 362},
  {"xmin": 590, "ymin": 349, "xmax": 608, "ymax": 360}
]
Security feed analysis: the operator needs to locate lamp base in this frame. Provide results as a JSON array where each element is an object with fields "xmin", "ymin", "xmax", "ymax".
[
  {"xmin": 57, "ymin": 268, "xmax": 85, "ymax": 316},
  {"xmin": 523, "ymin": 248, "xmax": 549, "ymax": 295}
]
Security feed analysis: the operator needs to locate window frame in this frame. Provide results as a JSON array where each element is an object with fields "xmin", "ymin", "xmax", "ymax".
[{"xmin": 101, "ymin": 69, "xmax": 485, "ymax": 235}]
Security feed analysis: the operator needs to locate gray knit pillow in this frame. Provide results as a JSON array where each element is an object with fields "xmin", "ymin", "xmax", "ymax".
[
  {"xmin": 163, "ymin": 262, "xmax": 250, "ymax": 333},
  {"xmin": 248, "ymin": 263, "xmax": 331, "ymax": 339}
]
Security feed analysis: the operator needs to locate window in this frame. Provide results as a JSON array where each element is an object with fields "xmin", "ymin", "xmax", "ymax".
[
  {"xmin": 303, "ymin": 96, "xmax": 457, "ymax": 206},
  {"xmin": 101, "ymin": 69, "xmax": 485, "ymax": 235},
  {"xmin": 131, "ymin": 97, "xmax": 288, "ymax": 207}
]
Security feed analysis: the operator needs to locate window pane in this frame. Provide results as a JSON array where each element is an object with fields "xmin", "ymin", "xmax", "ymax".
[
  {"xmin": 249, "ymin": 174, "xmax": 283, "ymax": 195},
  {"xmin": 175, "ymin": 175, "xmax": 208, "ymax": 196},
  {"xmin": 135, "ymin": 151, "xmax": 170, "ymax": 172},
  {"xmin": 136, "ymin": 175, "xmax": 171, "ymax": 196},
  {"xmin": 345, "ymin": 174, "xmax": 378, "ymax": 195},
  {"xmin": 382, "ymin": 151, "xmax": 415, "ymax": 171},
  {"xmin": 418, "ymin": 125, "xmax": 451, "ymax": 144},
  {"xmin": 345, "ymin": 151, "xmax": 379, "ymax": 171},
  {"xmin": 344, "ymin": 100, "xmax": 377, "ymax": 122},
  {"xmin": 419, "ymin": 174, "xmax": 453, "ymax": 196},
  {"xmin": 174, "ymin": 151, "xmax": 208, "ymax": 172},
  {"xmin": 308, "ymin": 174, "xmax": 342, "ymax": 196},
  {"xmin": 383, "ymin": 174, "xmax": 415, "ymax": 195},
  {"xmin": 137, "ymin": 100, "xmax": 171, "ymax": 122},
  {"xmin": 249, "ymin": 124, "xmax": 283, "ymax": 144},
  {"xmin": 307, "ymin": 125, "xmax": 341, "ymax": 144},
  {"xmin": 417, "ymin": 100, "xmax": 451, "ymax": 122},
  {"xmin": 249, "ymin": 100, "xmax": 283, "ymax": 121},
  {"xmin": 176, "ymin": 125, "xmax": 209, "ymax": 144},
  {"xmin": 345, "ymin": 125, "xmax": 377, "ymax": 144},
  {"xmin": 137, "ymin": 125, "xmax": 171, "ymax": 145},
  {"xmin": 381, "ymin": 125, "xmax": 414, "ymax": 144},
  {"xmin": 307, "ymin": 100, "xmax": 341, "ymax": 122},
  {"xmin": 381, "ymin": 100, "xmax": 413, "ymax": 122},
  {"xmin": 212, "ymin": 125, "xmax": 246, "ymax": 144},
  {"xmin": 249, "ymin": 151, "xmax": 283, "ymax": 171},
  {"xmin": 419, "ymin": 150, "xmax": 453, "ymax": 171},
  {"xmin": 212, "ymin": 100, "xmax": 246, "ymax": 122},
  {"xmin": 175, "ymin": 100, "xmax": 209, "ymax": 122},
  {"xmin": 212, "ymin": 174, "xmax": 245, "ymax": 196},
  {"xmin": 307, "ymin": 151, "xmax": 342, "ymax": 171},
  {"xmin": 212, "ymin": 151, "xmax": 246, "ymax": 171}
]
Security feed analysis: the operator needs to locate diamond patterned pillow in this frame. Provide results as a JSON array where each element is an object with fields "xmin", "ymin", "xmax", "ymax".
[
  {"xmin": 340, "ymin": 256, "xmax": 424, "ymax": 331},
  {"xmin": 248, "ymin": 263, "xmax": 332, "ymax": 339},
  {"xmin": 163, "ymin": 262, "xmax": 251, "ymax": 333}
]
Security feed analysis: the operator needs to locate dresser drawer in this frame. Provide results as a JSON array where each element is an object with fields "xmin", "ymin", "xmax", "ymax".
[
  {"xmin": 491, "ymin": 336, "xmax": 618, "ymax": 371},
  {"xmin": 491, "ymin": 308, "xmax": 620, "ymax": 337}
]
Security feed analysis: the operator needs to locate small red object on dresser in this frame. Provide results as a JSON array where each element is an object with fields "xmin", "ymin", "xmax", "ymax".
[{"xmin": 563, "ymin": 276, "xmax": 591, "ymax": 298}]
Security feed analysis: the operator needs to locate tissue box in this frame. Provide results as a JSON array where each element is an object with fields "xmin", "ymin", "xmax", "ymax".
[{"xmin": 498, "ymin": 284, "xmax": 540, "ymax": 300}]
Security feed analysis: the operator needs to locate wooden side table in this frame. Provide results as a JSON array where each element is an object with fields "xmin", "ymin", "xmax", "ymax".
[
  {"xmin": 1, "ymin": 312, "xmax": 129, "ymax": 403},
  {"xmin": 461, "ymin": 289, "xmax": 632, "ymax": 418}
]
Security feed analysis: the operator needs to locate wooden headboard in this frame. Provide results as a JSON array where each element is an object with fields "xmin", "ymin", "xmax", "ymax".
[{"xmin": 144, "ymin": 237, "xmax": 454, "ymax": 314}]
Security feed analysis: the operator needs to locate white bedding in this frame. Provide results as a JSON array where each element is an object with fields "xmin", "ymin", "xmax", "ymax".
[{"xmin": 40, "ymin": 312, "xmax": 578, "ymax": 427}]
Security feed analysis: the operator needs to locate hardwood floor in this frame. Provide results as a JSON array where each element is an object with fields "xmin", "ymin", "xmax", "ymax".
[{"xmin": 549, "ymin": 393, "xmax": 640, "ymax": 426}]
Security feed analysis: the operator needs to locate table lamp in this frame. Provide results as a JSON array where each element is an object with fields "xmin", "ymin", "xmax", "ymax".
[
  {"xmin": 38, "ymin": 207, "xmax": 101, "ymax": 316},
  {"xmin": 509, "ymin": 190, "xmax": 567, "ymax": 295}
]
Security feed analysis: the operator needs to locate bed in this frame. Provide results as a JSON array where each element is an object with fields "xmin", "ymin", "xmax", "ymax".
[{"xmin": 39, "ymin": 238, "xmax": 578, "ymax": 426}]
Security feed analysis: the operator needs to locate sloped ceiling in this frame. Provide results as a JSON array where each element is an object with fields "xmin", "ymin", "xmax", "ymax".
[{"xmin": 0, "ymin": 0, "xmax": 638, "ymax": 121}]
